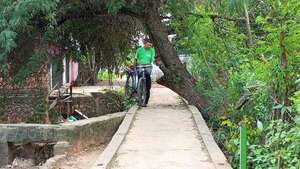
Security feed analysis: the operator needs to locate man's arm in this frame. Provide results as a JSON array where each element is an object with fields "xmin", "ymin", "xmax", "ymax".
[{"xmin": 135, "ymin": 48, "xmax": 139, "ymax": 60}]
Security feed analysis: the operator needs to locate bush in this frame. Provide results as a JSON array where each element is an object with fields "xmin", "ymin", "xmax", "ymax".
[
  {"xmin": 250, "ymin": 120, "xmax": 300, "ymax": 169},
  {"xmin": 97, "ymin": 70, "xmax": 118, "ymax": 81}
]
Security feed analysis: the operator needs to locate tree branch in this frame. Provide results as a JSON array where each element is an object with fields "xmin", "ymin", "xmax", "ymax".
[
  {"xmin": 56, "ymin": 8, "xmax": 140, "ymax": 26},
  {"xmin": 162, "ymin": 13, "xmax": 246, "ymax": 22}
]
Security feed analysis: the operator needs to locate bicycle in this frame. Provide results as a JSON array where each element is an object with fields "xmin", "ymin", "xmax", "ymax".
[{"xmin": 125, "ymin": 65, "xmax": 152, "ymax": 106}]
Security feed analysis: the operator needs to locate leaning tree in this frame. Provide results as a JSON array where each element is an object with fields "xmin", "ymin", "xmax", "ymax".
[{"xmin": 0, "ymin": 0, "xmax": 209, "ymax": 117}]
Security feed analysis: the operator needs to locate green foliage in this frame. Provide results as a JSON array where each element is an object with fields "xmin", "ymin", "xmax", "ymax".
[
  {"xmin": 116, "ymin": 87, "xmax": 136, "ymax": 111},
  {"xmin": 228, "ymin": 0, "xmax": 249, "ymax": 14},
  {"xmin": 97, "ymin": 70, "xmax": 118, "ymax": 81},
  {"xmin": 250, "ymin": 120, "xmax": 300, "ymax": 169},
  {"xmin": 291, "ymin": 81, "xmax": 300, "ymax": 125},
  {"xmin": 0, "ymin": 30, "xmax": 17, "ymax": 62},
  {"xmin": 292, "ymin": 90, "xmax": 300, "ymax": 114},
  {"xmin": 1, "ymin": 0, "xmax": 137, "ymax": 84},
  {"xmin": 106, "ymin": 0, "xmax": 126, "ymax": 15},
  {"xmin": 171, "ymin": 0, "xmax": 300, "ymax": 168},
  {"xmin": 124, "ymin": 96, "xmax": 136, "ymax": 111},
  {"xmin": 0, "ymin": 0, "xmax": 58, "ymax": 62}
]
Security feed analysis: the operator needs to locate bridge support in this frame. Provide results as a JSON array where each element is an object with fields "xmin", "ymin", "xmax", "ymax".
[{"xmin": 0, "ymin": 143, "xmax": 14, "ymax": 166}]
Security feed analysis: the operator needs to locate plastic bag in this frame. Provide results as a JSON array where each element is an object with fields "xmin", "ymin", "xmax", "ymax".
[{"xmin": 151, "ymin": 64, "xmax": 164, "ymax": 82}]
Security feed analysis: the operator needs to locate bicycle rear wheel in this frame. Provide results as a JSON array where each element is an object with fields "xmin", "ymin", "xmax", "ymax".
[{"xmin": 137, "ymin": 78, "xmax": 147, "ymax": 106}]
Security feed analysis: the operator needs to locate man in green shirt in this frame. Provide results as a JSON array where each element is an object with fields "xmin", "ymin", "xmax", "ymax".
[
  {"xmin": 135, "ymin": 42, "xmax": 155, "ymax": 65},
  {"xmin": 135, "ymin": 38, "xmax": 155, "ymax": 107}
]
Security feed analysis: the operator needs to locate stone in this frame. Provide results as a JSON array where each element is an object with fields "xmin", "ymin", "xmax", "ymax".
[
  {"xmin": 12, "ymin": 157, "xmax": 35, "ymax": 168},
  {"xmin": 53, "ymin": 141, "xmax": 71, "ymax": 156}
]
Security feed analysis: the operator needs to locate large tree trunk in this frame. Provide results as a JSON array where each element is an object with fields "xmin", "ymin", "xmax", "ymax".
[{"xmin": 143, "ymin": 3, "xmax": 209, "ymax": 118}]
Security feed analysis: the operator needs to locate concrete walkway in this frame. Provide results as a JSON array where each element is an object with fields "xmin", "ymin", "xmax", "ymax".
[{"xmin": 110, "ymin": 87, "xmax": 215, "ymax": 169}]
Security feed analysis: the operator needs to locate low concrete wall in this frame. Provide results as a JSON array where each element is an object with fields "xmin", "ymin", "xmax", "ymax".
[
  {"xmin": 61, "ymin": 112, "xmax": 125, "ymax": 148},
  {"xmin": 0, "ymin": 112, "xmax": 125, "ymax": 167},
  {"xmin": 188, "ymin": 105, "xmax": 232, "ymax": 169},
  {"xmin": 0, "ymin": 89, "xmax": 125, "ymax": 124},
  {"xmin": 72, "ymin": 91, "xmax": 125, "ymax": 118},
  {"xmin": 91, "ymin": 105, "xmax": 138, "ymax": 169}
]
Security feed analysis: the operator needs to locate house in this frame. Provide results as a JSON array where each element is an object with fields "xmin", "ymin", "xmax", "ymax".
[
  {"xmin": 0, "ymin": 40, "xmax": 79, "ymax": 123},
  {"xmin": 46, "ymin": 43, "xmax": 79, "ymax": 90},
  {"xmin": 48, "ymin": 57, "xmax": 78, "ymax": 90}
]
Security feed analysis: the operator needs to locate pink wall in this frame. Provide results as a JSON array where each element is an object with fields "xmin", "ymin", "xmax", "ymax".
[{"xmin": 68, "ymin": 60, "xmax": 78, "ymax": 83}]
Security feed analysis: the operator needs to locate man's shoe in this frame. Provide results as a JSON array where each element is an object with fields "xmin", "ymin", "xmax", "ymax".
[{"xmin": 140, "ymin": 104, "xmax": 147, "ymax": 107}]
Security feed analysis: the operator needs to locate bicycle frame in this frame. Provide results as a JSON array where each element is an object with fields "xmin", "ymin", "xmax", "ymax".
[
  {"xmin": 134, "ymin": 65, "xmax": 151, "ymax": 89},
  {"xmin": 125, "ymin": 65, "xmax": 151, "ymax": 99}
]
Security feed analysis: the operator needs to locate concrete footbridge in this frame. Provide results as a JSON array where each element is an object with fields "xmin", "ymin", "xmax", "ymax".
[
  {"xmin": 91, "ymin": 86, "xmax": 232, "ymax": 169},
  {"xmin": 0, "ymin": 86, "xmax": 232, "ymax": 169}
]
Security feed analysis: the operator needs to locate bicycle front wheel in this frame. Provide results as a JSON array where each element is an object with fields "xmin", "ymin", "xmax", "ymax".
[
  {"xmin": 137, "ymin": 78, "xmax": 147, "ymax": 106},
  {"xmin": 125, "ymin": 74, "xmax": 135, "ymax": 98}
]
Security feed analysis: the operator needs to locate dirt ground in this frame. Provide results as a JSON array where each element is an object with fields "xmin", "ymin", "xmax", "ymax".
[
  {"xmin": 0, "ymin": 158, "xmax": 39, "ymax": 169},
  {"xmin": 51, "ymin": 144, "xmax": 106, "ymax": 169},
  {"xmin": 0, "ymin": 144, "xmax": 106, "ymax": 169}
]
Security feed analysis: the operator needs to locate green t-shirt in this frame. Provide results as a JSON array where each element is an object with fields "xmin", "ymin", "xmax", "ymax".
[{"xmin": 135, "ymin": 47, "xmax": 155, "ymax": 65}]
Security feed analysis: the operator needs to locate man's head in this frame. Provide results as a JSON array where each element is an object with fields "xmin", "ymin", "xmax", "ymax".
[{"xmin": 143, "ymin": 38, "xmax": 153, "ymax": 49}]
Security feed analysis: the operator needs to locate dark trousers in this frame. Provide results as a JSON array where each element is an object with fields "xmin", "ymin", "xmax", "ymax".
[
  {"xmin": 138, "ymin": 66, "xmax": 152, "ymax": 105},
  {"xmin": 145, "ymin": 72, "xmax": 151, "ymax": 104}
]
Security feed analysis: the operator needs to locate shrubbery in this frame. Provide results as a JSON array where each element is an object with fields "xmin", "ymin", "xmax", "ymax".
[{"xmin": 171, "ymin": 1, "xmax": 300, "ymax": 168}]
